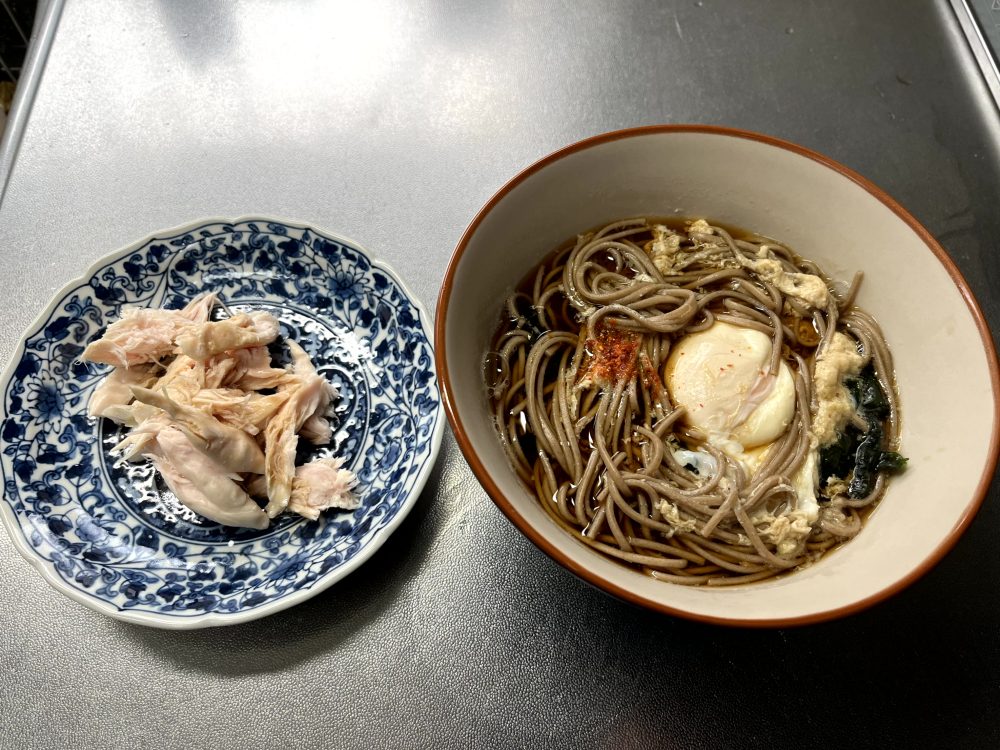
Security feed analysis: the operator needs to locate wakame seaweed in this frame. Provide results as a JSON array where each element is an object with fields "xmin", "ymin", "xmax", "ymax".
[
  {"xmin": 821, "ymin": 365, "xmax": 906, "ymax": 499},
  {"xmin": 846, "ymin": 368, "xmax": 889, "ymax": 418},
  {"xmin": 819, "ymin": 427, "xmax": 861, "ymax": 487}
]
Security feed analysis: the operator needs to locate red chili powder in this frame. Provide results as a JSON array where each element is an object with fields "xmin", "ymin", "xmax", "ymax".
[{"xmin": 582, "ymin": 321, "xmax": 641, "ymax": 386}]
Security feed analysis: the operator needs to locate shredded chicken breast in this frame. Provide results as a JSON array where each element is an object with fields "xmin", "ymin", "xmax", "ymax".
[
  {"xmin": 82, "ymin": 293, "xmax": 217, "ymax": 367},
  {"xmin": 83, "ymin": 293, "xmax": 358, "ymax": 529}
]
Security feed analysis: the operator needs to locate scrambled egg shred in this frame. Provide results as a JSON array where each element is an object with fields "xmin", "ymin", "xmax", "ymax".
[{"xmin": 811, "ymin": 332, "xmax": 865, "ymax": 447}]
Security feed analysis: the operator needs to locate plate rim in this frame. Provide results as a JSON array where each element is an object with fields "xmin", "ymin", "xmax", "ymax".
[{"xmin": 0, "ymin": 215, "xmax": 445, "ymax": 630}]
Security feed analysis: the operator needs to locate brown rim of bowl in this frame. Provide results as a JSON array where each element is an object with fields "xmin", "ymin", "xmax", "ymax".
[{"xmin": 434, "ymin": 123, "xmax": 1000, "ymax": 629}]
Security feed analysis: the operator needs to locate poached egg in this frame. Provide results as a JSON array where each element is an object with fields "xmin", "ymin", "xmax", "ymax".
[
  {"xmin": 665, "ymin": 321, "xmax": 795, "ymax": 455},
  {"xmin": 664, "ymin": 321, "xmax": 820, "ymax": 533}
]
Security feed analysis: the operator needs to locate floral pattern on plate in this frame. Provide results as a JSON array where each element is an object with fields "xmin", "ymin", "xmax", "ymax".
[{"xmin": 0, "ymin": 219, "xmax": 443, "ymax": 628}]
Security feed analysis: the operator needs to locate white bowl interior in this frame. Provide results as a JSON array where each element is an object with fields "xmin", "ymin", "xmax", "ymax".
[{"xmin": 445, "ymin": 130, "xmax": 996, "ymax": 623}]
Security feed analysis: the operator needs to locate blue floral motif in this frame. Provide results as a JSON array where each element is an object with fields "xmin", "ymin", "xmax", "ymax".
[
  {"xmin": 0, "ymin": 219, "xmax": 443, "ymax": 626},
  {"xmin": 331, "ymin": 269, "xmax": 366, "ymax": 300},
  {"xmin": 28, "ymin": 377, "xmax": 65, "ymax": 421}
]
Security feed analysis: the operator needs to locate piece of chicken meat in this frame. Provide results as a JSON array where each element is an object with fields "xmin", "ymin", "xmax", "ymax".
[
  {"xmin": 176, "ymin": 312, "xmax": 280, "ymax": 362},
  {"xmin": 129, "ymin": 386, "xmax": 266, "ymax": 475},
  {"xmin": 287, "ymin": 457, "xmax": 358, "ymax": 520},
  {"xmin": 151, "ymin": 425, "xmax": 269, "ymax": 530},
  {"xmin": 82, "ymin": 293, "xmax": 217, "ymax": 367},
  {"xmin": 247, "ymin": 457, "xmax": 358, "ymax": 520}
]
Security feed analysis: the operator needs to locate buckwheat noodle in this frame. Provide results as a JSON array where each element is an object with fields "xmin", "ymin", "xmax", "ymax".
[{"xmin": 486, "ymin": 219, "xmax": 900, "ymax": 585}]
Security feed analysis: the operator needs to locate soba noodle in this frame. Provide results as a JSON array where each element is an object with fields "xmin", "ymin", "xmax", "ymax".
[{"xmin": 486, "ymin": 218, "xmax": 903, "ymax": 586}]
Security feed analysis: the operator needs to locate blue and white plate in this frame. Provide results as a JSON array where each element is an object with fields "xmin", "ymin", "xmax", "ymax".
[{"xmin": 0, "ymin": 218, "xmax": 444, "ymax": 629}]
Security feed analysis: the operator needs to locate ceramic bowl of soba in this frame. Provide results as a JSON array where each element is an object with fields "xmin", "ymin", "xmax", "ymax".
[{"xmin": 436, "ymin": 125, "xmax": 1000, "ymax": 627}]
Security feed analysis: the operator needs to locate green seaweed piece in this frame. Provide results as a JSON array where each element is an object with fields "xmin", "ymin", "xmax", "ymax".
[
  {"xmin": 819, "ymin": 427, "xmax": 861, "ymax": 483},
  {"xmin": 828, "ymin": 365, "xmax": 907, "ymax": 499}
]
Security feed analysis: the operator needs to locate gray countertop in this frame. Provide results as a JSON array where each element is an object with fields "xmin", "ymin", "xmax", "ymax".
[{"xmin": 2, "ymin": 1, "xmax": 1000, "ymax": 747}]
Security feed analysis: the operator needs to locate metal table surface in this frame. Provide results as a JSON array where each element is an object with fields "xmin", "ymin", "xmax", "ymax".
[{"xmin": 2, "ymin": 1, "xmax": 1000, "ymax": 747}]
